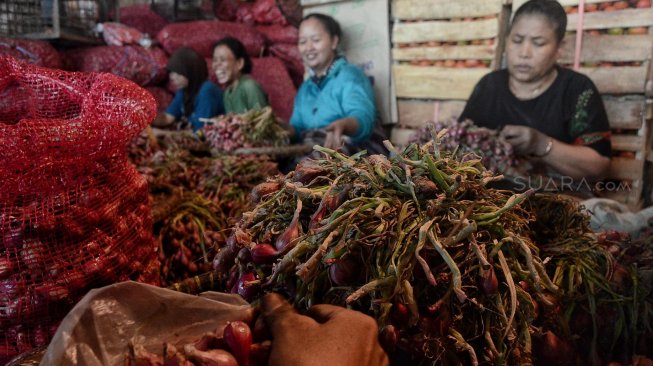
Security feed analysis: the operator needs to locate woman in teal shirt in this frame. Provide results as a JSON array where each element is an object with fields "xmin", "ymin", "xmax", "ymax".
[
  {"xmin": 212, "ymin": 37, "xmax": 268, "ymax": 114},
  {"xmin": 290, "ymin": 13, "xmax": 378, "ymax": 150}
]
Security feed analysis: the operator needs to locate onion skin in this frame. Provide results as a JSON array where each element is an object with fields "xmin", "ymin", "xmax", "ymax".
[
  {"xmin": 250, "ymin": 182, "xmax": 281, "ymax": 203},
  {"xmin": 213, "ymin": 247, "xmax": 236, "ymax": 273},
  {"xmin": 328, "ymin": 256, "xmax": 359, "ymax": 286},
  {"xmin": 391, "ymin": 303, "xmax": 409, "ymax": 327},
  {"xmin": 292, "ymin": 160, "xmax": 326, "ymax": 185},
  {"xmin": 480, "ymin": 266, "xmax": 498, "ymax": 295},
  {"xmin": 236, "ymin": 272, "xmax": 260, "ymax": 302},
  {"xmin": 193, "ymin": 332, "xmax": 226, "ymax": 352},
  {"xmin": 250, "ymin": 243, "xmax": 278, "ymax": 265},
  {"xmin": 534, "ymin": 331, "xmax": 574, "ymax": 366},
  {"xmin": 274, "ymin": 200, "xmax": 302, "ymax": 253},
  {"xmin": 183, "ymin": 344, "xmax": 238, "ymax": 366},
  {"xmin": 224, "ymin": 321, "xmax": 252, "ymax": 366}
]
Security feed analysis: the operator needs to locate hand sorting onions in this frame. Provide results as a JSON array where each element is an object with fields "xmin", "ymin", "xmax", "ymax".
[{"xmin": 124, "ymin": 293, "xmax": 388, "ymax": 366}]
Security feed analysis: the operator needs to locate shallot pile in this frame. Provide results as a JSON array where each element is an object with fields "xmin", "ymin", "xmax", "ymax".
[
  {"xmin": 410, "ymin": 119, "xmax": 522, "ymax": 175},
  {"xmin": 211, "ymin": 141, "xmax": 651, "ymax": 365},
  {"xmin": 127, "ymin": 130, "xmax": 280, "ymax": 286},
  {"xmin": 203, "ymin": 107, "xmax": 290, "ymax": 153}
]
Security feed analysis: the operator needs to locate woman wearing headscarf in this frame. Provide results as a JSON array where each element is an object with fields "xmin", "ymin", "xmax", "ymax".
[{"xmin": 153, "ymin": 47, "xmax": 224, "ymax": 132}]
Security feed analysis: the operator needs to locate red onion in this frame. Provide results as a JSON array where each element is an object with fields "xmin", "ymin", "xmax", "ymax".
[
  {"xmin": 250, "ymin": 181, "xmax": 281, "ymax": 203},
  {"xmin": 224, "ymin": 321, "xmax": 252, "ymax": 366},
  {"xmin": 236, "ymin": 272, "xmax": 260, "ymax": 302},
  {"xmin": 275, "ymin": 200, "xmax": 302, "ymax": 252},
  {"xmin": 379, "ymin": 324, "xmax": 399, "ymax": 353},
  {"xmin": 391, "ymin": 302, "xmax": 409, "ymax": 327},
  {"xmin": 250, "ymin": 243, "xmax": 279, "ymax": 265},
  {"xmin": 480, "ymin": 266, "xmax": 498, "ymax": 295},
  {"xmin": 328, "ymin": 256, "xmax": 359, "ymax": 286}
]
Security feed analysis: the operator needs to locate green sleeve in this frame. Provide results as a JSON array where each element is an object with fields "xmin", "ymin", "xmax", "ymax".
[{"xmin": 242, "ymin": 78, "xmax": 269, "ymax": 110}]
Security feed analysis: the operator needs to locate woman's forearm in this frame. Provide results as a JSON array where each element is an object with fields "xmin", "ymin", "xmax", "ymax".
[{"xmin": 538, "ymin": 140, "xmax": 610, "ymax": 180}]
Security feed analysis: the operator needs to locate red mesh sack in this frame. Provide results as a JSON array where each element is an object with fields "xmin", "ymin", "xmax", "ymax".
[
  {"xmin": 119, "ymin": 4, "xmax": 169, "ymax": 37},
  {"xmin": 0, "ymin": 56, "xmax": 160, "ymax": 363},
  {"xmin": 156, "ymin": 20, "xmax": 266, "ymax": 58},
  {"xmin": 145, "ymin": 86, "xmax": 174, "ymax": 112},
  {"xmin": 251, "ymin": 57, "xmax": 296, "ymax": 122},
  {"xmin": 214, "ymin": 0, "xmax": 240, "ymax": 21},
  {"xmin": 235, "ymin": 3, "xmax": 256, "ymax": 25},
  {"xmin": 100, "ymin": 22, "xmax": 144, "ymax": 46},
  {"xmin": 255, "ymin": 25, "xmax": 298, "ymax": 44},
  {"xmin": 0, "ymin": 37, "xmax": 62, "ymax": 69},
  {"xmin": 252, "ymin": 0, "xmax": 288, "ymax": 25},
  {"xmin": 62, "ymin": 45, "xmax": 168, "ymax": 86},
  {"xmin": 269, "ymin": 42, "xmax": 304, "ymax": 87}
]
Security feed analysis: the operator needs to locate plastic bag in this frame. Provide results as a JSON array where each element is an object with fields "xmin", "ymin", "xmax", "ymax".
[{"xmin": 40, "ymin": 282, "xmax": 251, "ymax": 366}]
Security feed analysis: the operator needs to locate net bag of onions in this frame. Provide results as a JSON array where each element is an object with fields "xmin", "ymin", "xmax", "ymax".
[{"xmin": 0, "ymin": 56, "xmax": 160, "ymax": 363}]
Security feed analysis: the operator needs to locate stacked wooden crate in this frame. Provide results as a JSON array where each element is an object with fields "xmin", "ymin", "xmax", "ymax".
[
  {"xmin": 509, "ymin": 0, "xmax": 653, "ymax": 207},
  {"xmin": 390, "ymin": 0, "xmax": 512, "ymax": 144}
]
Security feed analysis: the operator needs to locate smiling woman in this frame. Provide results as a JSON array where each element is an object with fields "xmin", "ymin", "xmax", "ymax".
[
  {"xmin": 459, "ymin": 0, "xmax": 611, "ymax": 190},
  {"xmin": 211, "ymin": 37, "xmax": 269, "ymax": 114},
  {"xmin": 289, "ymin": 13, "xmax": 385, "ymax": 154}
]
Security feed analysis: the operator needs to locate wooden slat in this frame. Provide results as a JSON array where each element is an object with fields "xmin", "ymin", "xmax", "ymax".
[
  {"xmin": 612, "ymin": 135, "xmax": 645, "ymax": 152},
  {"xmin": 603, "ymin": 96, "xmax": 647, "ymax": 129},
  {"xmin": 393, "ymin": 44, "xmax": 496, "ymax": 61},
  {"xmin": 566, "ymin": 8, "xmax": 653, "ymax": 30},
  {"xmin": 607, "ymin": 157, "xmax": 644, "ymax": 180},
  {"xmin": 392, "ymin": 0, "xmax": 503, "ymax": 20},
  {"xmin": 397, "ymin": 99, "xmax": 467, "ymax": 127},
  {"xmin": 513, "ymin": 0, "xmax": 616, "ymax": 8},
  {"xmin": 393, "ymin": 65, "xmax": 490, "ymax": 99},
  {"xmin": 393, "ymin": 18, "xmax": 499, "ymax": 43},
  {"xmin": 560, "ymin": 35, "xmax": 653, "ymax": 63},
  {"xmin": 579, "ymin": 65, "xmax": 649, "ymax": 94}
]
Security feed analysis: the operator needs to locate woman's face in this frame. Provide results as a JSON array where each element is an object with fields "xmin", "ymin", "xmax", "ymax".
[
  {"xmin": 506, "ymin": 14, "xmax": 561, "ymax": 83},
  {"xmin": 298, "ymin": 17, "xmax": 339, "ymax": 75},
  {"xmin": 169, "ymin": 71, "xmax": 188, "ymax": 89},
  {"xmin": 212, "ymin": 45, "xmax": 244, "ymax": 87}
]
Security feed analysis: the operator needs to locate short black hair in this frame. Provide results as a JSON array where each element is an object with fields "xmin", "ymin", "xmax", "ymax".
[
  {"xmin": 301, "ymin": 13, "xmax": 342, "ymax": 42},
  {"xmin": 212, "ymin": 37, "xmax": 253, "ymax": 74},
  {"xmin": 511, "ymin": 0, "xmax": 567, "ymax": 43}
]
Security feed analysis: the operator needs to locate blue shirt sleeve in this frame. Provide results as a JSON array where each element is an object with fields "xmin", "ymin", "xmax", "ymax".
[
  {"xmin": 290, "ymin": 85, "xmax": 306, "ymax": 140},
  {"xmin": 189, "ymin": 81, "xmax": 224, "ymax": 131},
  {"xmin": 165, "ymin": 90, "xmax": 183, "ymax": 119},
  {"xmin": 340, "ymin": 69, "xmax": 376, "ymax": 143}
]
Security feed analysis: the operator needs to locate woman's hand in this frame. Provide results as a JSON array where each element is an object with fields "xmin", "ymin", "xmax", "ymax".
[
  {"xmin": 499, "ymin": 125, "xmax": 550, "ymax": 156},
  {"xmin": 324, "ymin": 118, "xmax": 359, "ymax": 149},
  {"xmin": 262, "ymin": 293, "xmax": 389, "ymax": 366},
  {"xmin": 152, "ymin": 112, "xmax": 176, "ymax": 127}
]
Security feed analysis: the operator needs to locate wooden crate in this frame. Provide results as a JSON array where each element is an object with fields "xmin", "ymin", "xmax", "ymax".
[{"xmin": 391, "ymin": 0, "xmax": 512, "ymax": 100}]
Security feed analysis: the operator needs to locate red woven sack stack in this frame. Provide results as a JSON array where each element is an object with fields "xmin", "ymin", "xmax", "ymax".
[{"xmin": 0, "ymin": 56, "xmax": 160, "ymax": 363}]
